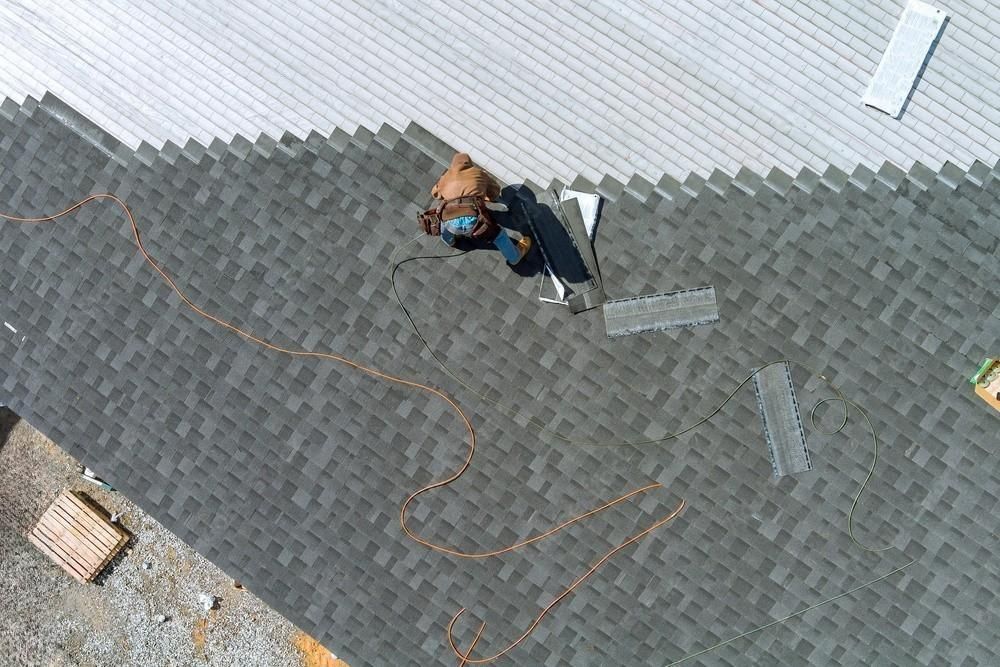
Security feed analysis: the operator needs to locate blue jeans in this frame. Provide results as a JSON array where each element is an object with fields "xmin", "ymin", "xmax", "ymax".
[{"xmin": 441, "ymin": 215, "xmax": 521, "ymax": 263}]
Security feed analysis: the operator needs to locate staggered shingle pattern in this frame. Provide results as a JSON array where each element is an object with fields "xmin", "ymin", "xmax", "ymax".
[
  {"xmin": 1, "ymin": 94, "xmax": 998, "ymax": 666},
  {"xmin": 1, "ymin": 1, "xmax": 999, "ymax": 186}
]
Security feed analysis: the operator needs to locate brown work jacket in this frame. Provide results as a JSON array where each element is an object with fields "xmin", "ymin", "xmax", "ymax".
[{"xmin": 431, "ymin": 153, "xmax": 500, "ymax": 220}]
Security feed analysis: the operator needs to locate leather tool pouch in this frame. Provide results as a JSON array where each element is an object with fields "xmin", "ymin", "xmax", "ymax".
[
  {"xmin": 418, "ymin": 197, "xmax": 499, "ymax": 241},
  {"xmin": 417, "ymin": 205, "xmax": 443, "ymax": 236},
  {"xmin": 469, "ymin": 211, "xmax": 500, "ymax": 242}
]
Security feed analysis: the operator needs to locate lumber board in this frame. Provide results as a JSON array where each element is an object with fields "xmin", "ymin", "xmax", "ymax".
[
  {"xmin": 28, "ymin": 531, "xmax": 89, "ymax": 582},
  {"xmin": 59, "ymin": 492, "xmax": 124, "ymax": 543},
  {"xmin": 49, "ymin": 501, "xmax": 121, "ymax": 552},
  {"xmin": 37, "ymin": 507, "xmax": 110, "ymax": 564},
  {"xmin": 28, "ymin": 529, "xmax": 91, "ymax": 582}
]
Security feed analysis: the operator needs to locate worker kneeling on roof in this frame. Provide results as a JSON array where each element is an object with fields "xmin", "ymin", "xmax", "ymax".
[{"xmin": 419, "ymin": 153, "xmax": 532, "ymax": 265}]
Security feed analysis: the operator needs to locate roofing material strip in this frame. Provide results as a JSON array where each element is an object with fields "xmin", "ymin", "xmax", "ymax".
[
  {"xmin": 603, "ymin": 286, "xmax": 719, "ymax": 338},
  {"xmin": 551, "ymin": 193, "xmax": 606, "ymax": 314},
  {"xmin": 752, "ymin": 362, "xmax": 812, "ymax": 477},
  {"xmin": 862, "ymin": 1, "xmax": 947, "ymax": 117},
  {"xmin": 538, "ymin": 188, "xmax": 602, "ymax": 305}
]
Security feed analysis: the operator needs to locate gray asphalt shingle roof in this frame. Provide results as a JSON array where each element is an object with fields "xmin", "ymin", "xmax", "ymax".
[{"xmin": 1, "ymin": 94, "xmax": 998, "ymax": 666}]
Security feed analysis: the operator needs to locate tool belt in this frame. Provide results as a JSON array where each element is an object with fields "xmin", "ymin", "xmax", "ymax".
[{"xmin": 417, "ymin": 197, "xmax": 500, "ymax": 241}]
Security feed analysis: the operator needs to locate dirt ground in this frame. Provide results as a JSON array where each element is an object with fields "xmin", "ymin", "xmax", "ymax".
[{"xmin": 0, "ymin": 408, "xmax": 348, "ymax": 667}]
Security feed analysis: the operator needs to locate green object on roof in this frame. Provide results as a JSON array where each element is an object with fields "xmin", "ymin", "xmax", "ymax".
[{"xmin": 970, "ymin": 358, "xmax": 995, "ymax": 385}]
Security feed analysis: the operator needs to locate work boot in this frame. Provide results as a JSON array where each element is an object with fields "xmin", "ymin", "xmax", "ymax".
[{"xmin": 509, "ymin": 235, "xmax": 532, "ymax": 265}]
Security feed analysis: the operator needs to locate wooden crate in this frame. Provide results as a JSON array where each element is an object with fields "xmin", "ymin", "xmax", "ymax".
[
  {"xmin": 28, "ymin": 490, "xmax": 130, "ymax": 583},
  {"xmin": 976, "ymin": 382, "xmax": 1000, "ymax": 413},
  {"xmin": 971, "ymin": 358, "xmax": 1000, "ymax": 414}
]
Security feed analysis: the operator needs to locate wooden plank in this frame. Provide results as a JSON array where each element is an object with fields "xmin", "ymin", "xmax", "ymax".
[
  {"xmin": 34, "ymin": 517, "xmax": 125, "ymax": 583},
  {"xmin": 62, "ymin": 491, "xmax": 124, "ymax": 542},
  {"xmin": 56, "ymin": 493, "xmax": 123, "ymax": 545},
  {"xmin": 70, "ymin": 490, "xmax": 128, "ymax": 541},
  {"xmin": 47, "ymin": 506, "xmax": 118, "ymax": 558},
  {"xmin": 48, "ymin": 502, "xmax": 120, "ymax": 552},
  {"xmin": 35, "ymin": 513, "xmax": 102, "ymax": 569},
  {"xmin": 29, "ymin": 525, "xmax": 84, "ymax": 571},
  {"xmin": 29, "ymin": 528, "xmax": 91, "ymax": 582},
  {"xmin": 33, "ymin": 520, "xmax": 103, "ymax": 573},
  {"xmin": 39, "ymin": 506, "xmax": 110, "ymax": 565},
  {"xmin": 93, "ymin": 537, "xmax": 128, "ymax": 575},
  {"xmin": 61, "ymin": 495, "xmax": 130, "ymax": 576},
  {"xmin": 28, "ymin": 531, "xmax": 88, "ymax": 582},
  {"xmin": 52, "ymin": 494, "xmax": 115, "ymax": 542}
]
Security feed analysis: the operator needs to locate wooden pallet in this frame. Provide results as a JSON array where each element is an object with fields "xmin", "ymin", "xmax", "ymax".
[{"xmin": 28, "ymin": 490, "xmax": 129, "ymax": 583}]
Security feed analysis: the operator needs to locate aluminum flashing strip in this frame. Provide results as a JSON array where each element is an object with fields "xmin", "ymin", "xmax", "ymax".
[
  {"xmin": 523, "ymin": 191, "xmax": 604, "ymax": 313},
  {"xmin": 561, "ymin": 188, "xmax": 601, "ymax": 241},
  {"xmin": 752, "ymin": 362, "xmax": 812, "ymax": 477},
  {"xmin": 554, "ymin": 194, "xmax": 606, "ymax": 314},
  {"xmin": 517, "ymin": 198, "xmax": 580, "ymax": 302},
  {"xmin": 539, "ymin": 188, "xmax": 603, "ymax": 305},
  {"xmin": 862, "ymin": 1, "xmax": 947, "ymax": 117},
  {"xmin": 603, "ymin": 286, "xmax": 719, "ymax": 338}
]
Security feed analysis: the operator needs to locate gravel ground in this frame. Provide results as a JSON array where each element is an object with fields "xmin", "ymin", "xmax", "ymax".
[{"xmin": 0, "ymin": 409, "xmax": 348, "ymax": 667}]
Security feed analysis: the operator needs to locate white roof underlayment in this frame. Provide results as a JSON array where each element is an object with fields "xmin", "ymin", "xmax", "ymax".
[{"xmin": 0, "ymin": 0, "xmax": 998, "ymax": 186}]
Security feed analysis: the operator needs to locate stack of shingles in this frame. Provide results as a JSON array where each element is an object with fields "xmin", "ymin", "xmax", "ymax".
[{"xmin": 28, "ymin": 490, "xmax": 129, "ymax": 583}]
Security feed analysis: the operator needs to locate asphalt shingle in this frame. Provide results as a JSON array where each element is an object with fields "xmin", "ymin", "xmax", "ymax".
[{"xmin": 1, "ymin": 95, "xmax": 998, "ymax": 666}]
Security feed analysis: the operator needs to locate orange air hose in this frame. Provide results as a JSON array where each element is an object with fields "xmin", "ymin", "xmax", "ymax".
[
  {"xmin": 459, "ymin": 621, "xmax": 487, "ymax": 667},
  {"xmin": 448, "ymin": 499, "xmax": 687, "ymax": 663},
  {"xmin": 1, "ymin": 194, "xmax": 684, "ymax": 663}
]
